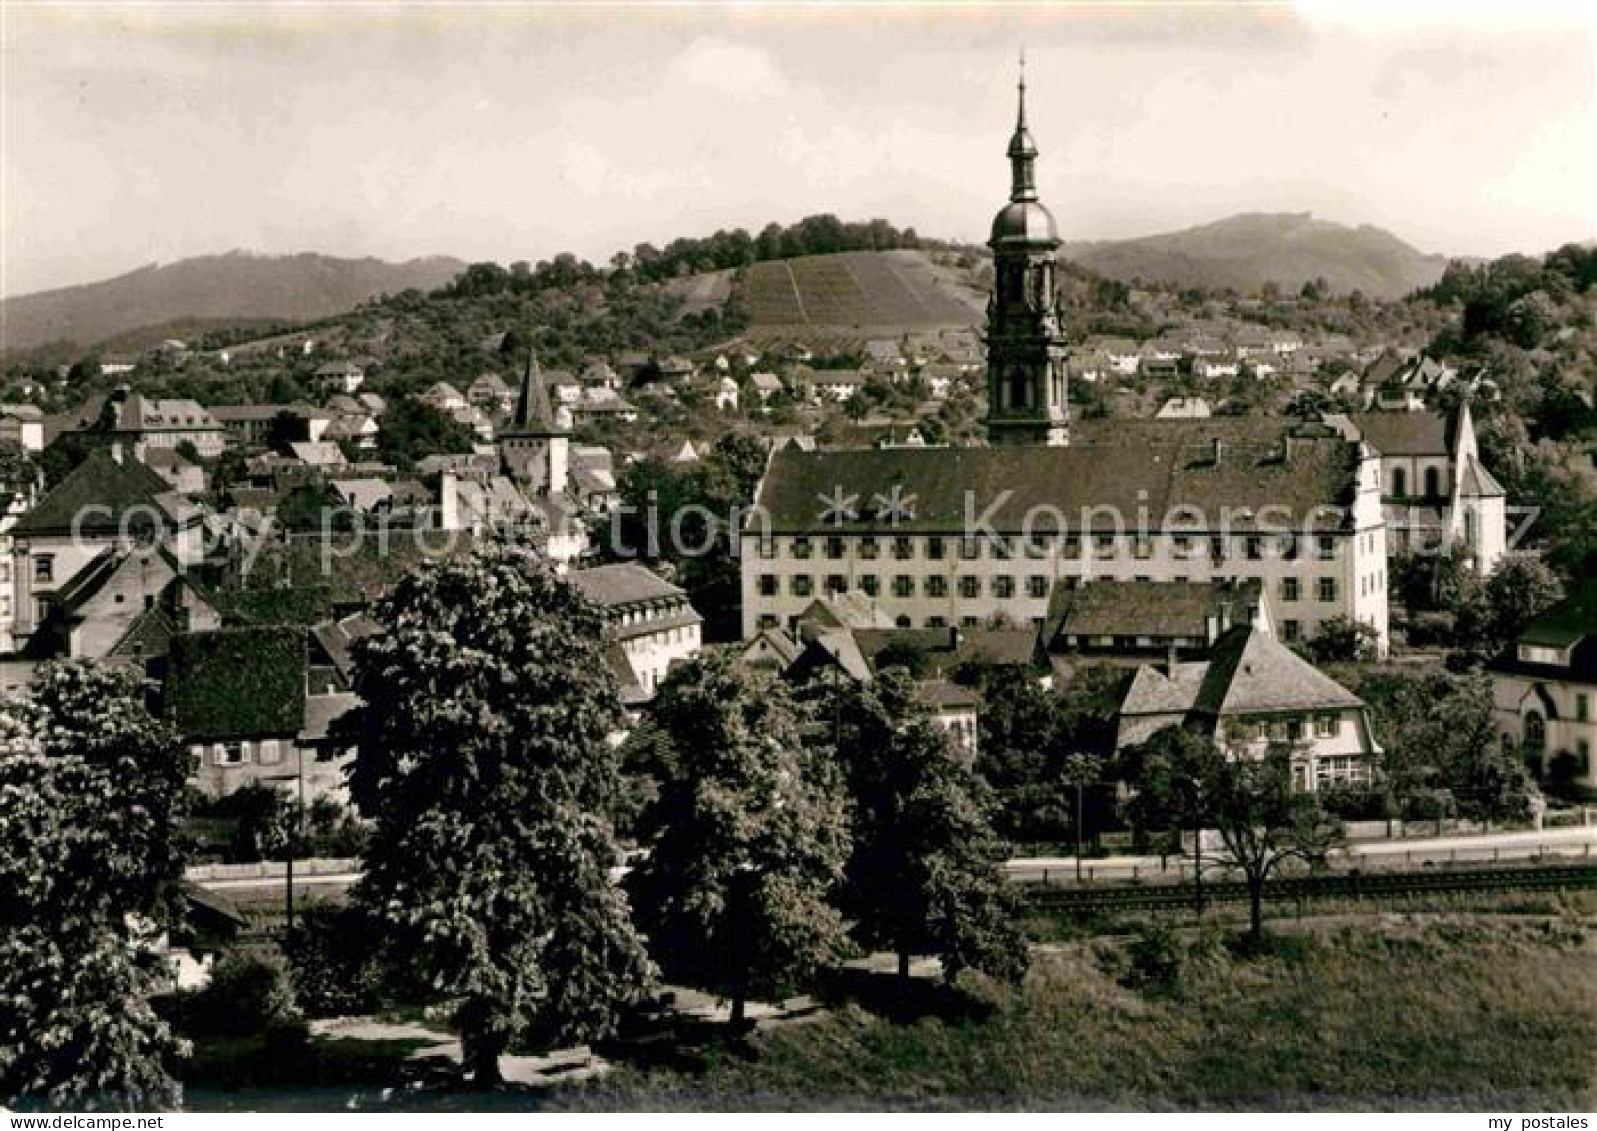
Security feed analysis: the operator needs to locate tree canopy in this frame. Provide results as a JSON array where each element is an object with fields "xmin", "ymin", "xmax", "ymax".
[
  {"xmin": 0, "ymin": 663, "xmax": 191, "ymax": 1111},
  {"xmin": 347, "ymin": 546, "xmax": 653, "ymax": 1083},
  {"xmin": 627, "ymin": 653, "xmax": 851, "ymax": 1024},
  {"xmin": 835, "ymin": 671, "xmax": 1029, "ymax": 985}
]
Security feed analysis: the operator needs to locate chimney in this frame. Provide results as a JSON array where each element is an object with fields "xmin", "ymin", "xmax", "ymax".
[
  {"xmin": 1165, "ymin": 642, "xmax": 1180, "ymax": 676},
  {"xmin": 1211, "ymin": 437, "xmax": 1224, "ymax": 465},
  {"xmin": 1204, "ymin": 611, "xmax": 1220, "ymax": 644},
  {"xmin": 1282, "ymin": 435, "xmax": 1295, "ymax": 464},
  {"xmin": 109, "ymin": 441, "xmax": 124, "ymax": 465}
]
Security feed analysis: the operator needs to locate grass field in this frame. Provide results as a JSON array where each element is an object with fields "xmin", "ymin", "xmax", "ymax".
[
  {"xmin": 737, "ymin": 250, "xmax": 982, "ymax": 330},
  {"xmin": 560, "ymin": 917, "xmax": 1596, "ymax": 1111}
]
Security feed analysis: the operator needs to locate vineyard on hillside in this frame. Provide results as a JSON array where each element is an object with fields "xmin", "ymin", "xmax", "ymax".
[{"xmin": 737, "ymin": 250, "xmax": 983, "ymax": 335}]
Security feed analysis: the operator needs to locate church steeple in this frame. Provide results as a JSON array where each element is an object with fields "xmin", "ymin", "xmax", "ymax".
[
  {"xmin": 1007, "ymin": 52, "xmax": 1038, "ymax": 203},
  {"xmin": 985, "ymin": 51, "xmax": 1069, "ymax": 448},
  {"xmin": 500, "ymin": 349, "xmax": 569, "ymax": 494}
]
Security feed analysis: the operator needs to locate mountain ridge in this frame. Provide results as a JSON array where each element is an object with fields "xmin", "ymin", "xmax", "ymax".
[
  {"xmin": 1061, "ymin": 212, "xmax": 1450, "ymax": 299},
  {"xmin": 1, "ymin": 250, "xmax": 466, "ymax": 352}
]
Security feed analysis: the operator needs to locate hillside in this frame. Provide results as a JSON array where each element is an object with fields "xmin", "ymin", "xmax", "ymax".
[
  {"xmin": 1, "ymin": 251, "xmax": 466, "ymax": 352},
  {"xmin": 1062, "ymin": 213, "xmax": 1449, "ymax": 299},
  {"xmin": 731, "ymin": 249, "xmax": 984, "ymax": 343}
]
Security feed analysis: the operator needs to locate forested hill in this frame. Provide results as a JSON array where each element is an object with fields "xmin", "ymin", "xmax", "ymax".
[
  {"xmin": 1, "ymin": 252, "xmax": 466, "ymax": 353},
  {"xmin": 1063, "ymin": 213, "xmax": 1450, "ymax": 299}
]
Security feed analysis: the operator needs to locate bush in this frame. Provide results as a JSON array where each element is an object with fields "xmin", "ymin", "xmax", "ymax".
[
  {"xmin": 282, "ymin": 905, "xmax": 386, "ymax": 1019},
  {"xmin": 1317, "ymin": 781, "xmax": 1389, "ymax": 821},
  {"xmin": 178, "ymin": 951, "xmax": 303, "ymax": 1038}
]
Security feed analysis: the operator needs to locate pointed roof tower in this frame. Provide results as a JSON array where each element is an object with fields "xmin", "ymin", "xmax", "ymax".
[{"xmin": 508, "ymin": 351, "xmax": 564, "ymax": 435}]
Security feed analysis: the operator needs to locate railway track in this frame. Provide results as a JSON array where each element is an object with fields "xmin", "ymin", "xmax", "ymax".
[{"xmin": 1022, "ymin": 863, "xmax": 1597, "ymax": 914}]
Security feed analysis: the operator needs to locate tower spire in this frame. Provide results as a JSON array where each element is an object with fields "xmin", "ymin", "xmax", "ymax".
[{"xmin": 1007, "ymin": 49, "xmax": 1038, "ymax": 202}]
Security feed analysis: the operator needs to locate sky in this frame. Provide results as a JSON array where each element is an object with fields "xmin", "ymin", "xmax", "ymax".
[{"xmin": 2, "ymin": 2, "xmax": 1594, "ymax": 297}]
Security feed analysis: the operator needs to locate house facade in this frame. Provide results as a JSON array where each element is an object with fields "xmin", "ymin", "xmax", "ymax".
[
  {"xmin": 1115, "ymin": 625, "xmax": 1382, "ymax": 792},
  {"xmin": 1490, "ymin": 582, "xmax": 1597, "ymax": 795},
  {"xmin": 568, "ymin": 562, "xmax": 702, "ymax": 707}
]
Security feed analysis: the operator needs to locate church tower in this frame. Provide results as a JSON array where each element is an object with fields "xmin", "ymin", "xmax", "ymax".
[
  {"xmin": 985, "ymin": 57, "xmax": 1069, "ymax": 446},
  {"xmin": 499, "ymin": 352, "xmax": 570, "ymax": 495}
]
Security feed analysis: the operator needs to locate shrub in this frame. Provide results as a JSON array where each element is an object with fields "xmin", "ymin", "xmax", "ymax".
[
  {"xmin": 179, "ymin": 951, "xmax": 303, "ymax": 1038},
  {"xmin": 282, "ymin": 905, "xmax": 386, "ymax": 1019}
]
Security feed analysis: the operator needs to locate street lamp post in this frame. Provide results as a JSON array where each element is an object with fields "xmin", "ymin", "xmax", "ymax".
[
  {"xmin": 263, "ymin": 750, "xmax": 307, "ymax": 936},
  {"xmin": 1061, "ymin": 753, "xmax": 1098, "ymax": 886}
]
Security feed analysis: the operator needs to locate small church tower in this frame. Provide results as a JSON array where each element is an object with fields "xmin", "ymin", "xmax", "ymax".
[
  {"xmin": 985, "ymin": 55, "xmax": 1069, "ymax": 446},
  {"xmin": 499, "ymin": 352, "xmax": 569, "ymax": 495}
]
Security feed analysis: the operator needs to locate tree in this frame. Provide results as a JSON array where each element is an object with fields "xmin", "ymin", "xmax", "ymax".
[
  {"xmin": 628, "ymin": 654, "xmax": 850, "ymax": 1025},
  {"xmin": 974, "ymin": 666, "xmax": 1119, "ymax": 844},
  {"xmin": 1122, "ymin": 725, "xmax": 1216, "ymax": 912},
  {"xmin": 1307, "ymin": 615, "xmax": 1381, "ymax": 663},
  {"xmin": 348, "ymin": 547, "xmax": 653, "ymax": 1085},
  {"xmin": 1452, "ymin": 552, "xmax": 1565, "ymax": 664},
  {"xmin": 0, "ymin": 663, "xmax": 190, "ymax": 1110},
  {"xmin": 1206, "ymin": 744, "xmax": 1342, "ymax": 945},
  {"xmin": 836, "ymin": 671, "xmax": 1029, "ymax": 986},
  {"xmin": 1355, "ymin": 669, "xmax": 1533, "ymax": 826}
]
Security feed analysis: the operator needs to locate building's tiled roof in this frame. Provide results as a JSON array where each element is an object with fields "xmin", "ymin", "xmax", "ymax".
[
  {"xmin": 795, "ymin": 592, "xmax": 896, "ymax": 632},
  {"xmin": 288, "ymin": 440, "xmax": 349, "ymax": 467},
  {"xmin": 13, "ymin": 450, "xmax": 192, "ymax": 537},
  {"xmin": 1348, "ymin": 410, "xmax": 1452, "ymax": 457},
  {"xmin": 567, "ymin": 562, "xmax": 685, "ymax": 609},
  {"xmin": 165, "ymin": 626, "xmax": 307, "ymax": 739},
  {"xmin": 851, "ymin": 626, "xmax": 1039, "ymax": 675},
  {"xmin": 1046, "ymin": 578, "xmax": 1263, "ymax": 647},
  {"xmin": 917, "ymin": 678, "xmax": 978, "ymax": 710},
  {"xmin": 753, "ymin": 437, "xmax": 1359, "ymax": 534},
  {"xmin": 1192, "ymin": 625, "xmax": 1364, "ymax": 717},
  {"xmin": 1513, "ymin": 581, "xmax": 1597, "ymax": 650}
]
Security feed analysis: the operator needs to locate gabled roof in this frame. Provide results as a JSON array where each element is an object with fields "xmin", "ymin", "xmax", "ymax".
[
  {"xmin": 567, "ymin": 562, "xmax": 685, "ymax": 609},
  {"xmin": 13, "ymin": 449, "xmax": 194, "ymax": 537},
  {"xmin": 795, "ymin": 591, "xmax": 895, "ymax": 632},
  {"xmin": 754, "ymin": 436, "xmax": 1359, "ymax": 534},
  {"xmin": 1348, "ymin": 410, "xmax": 1452, "ymax": 457},
  {"xmin": 1046, "ymin": 578, "xmax": 1263, "ymax": 648},
  {"xmin": 1192, "ymin": 625, "xmax": 1363, "ymax": 717}
]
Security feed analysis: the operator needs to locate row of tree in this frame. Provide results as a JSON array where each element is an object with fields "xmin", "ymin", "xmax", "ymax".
[{"xmin": 342, "ymin": 547, "xmax": 1028, "ymax": 1085}]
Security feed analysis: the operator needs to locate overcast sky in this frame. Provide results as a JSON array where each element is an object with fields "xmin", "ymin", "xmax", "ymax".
[{"xmin": 3, "ymin": 2, "xmax": 1594, "ymax": 297}]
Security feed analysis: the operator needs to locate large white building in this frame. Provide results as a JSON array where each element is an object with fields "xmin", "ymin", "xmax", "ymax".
[{"xmin": 737, "ymin": 72, "xmax": 1393, "ymax": 657}]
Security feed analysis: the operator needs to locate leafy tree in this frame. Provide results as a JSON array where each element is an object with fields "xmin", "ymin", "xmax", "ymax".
[
  {"xmin": 373, "ymin": 398, "xmax": 477, "ymax": 472},
  {"xmin": 628, "ymin": 654, "xmax": 850, "ymax": 1024},
  {"xmin": 1355, "ymin": 669, "xmax": 1532, "ymax": 825},
  {"xmin": 348, "ymin": 546, "xmax": 653, "ymax": 1084},
  {"xmin": 836, "ymin": 671, "xmax": 1029, "ymax": 985},
  {"xmin": 1206, "ymin": 743, "xmax": 1343, "ymax": 945},
  {"xmin": 1307, "ymin": 615, "xmax": 1381, "ymax": 663},
  {"xmin": 1452, "ymin": 552, "xmax": 1565, "ymax": 664},
  {"xmin": 974, "ymin": 666, "xmax": 1122, "ymax": 844},
  {"xmin": 1121, "ymin": 725, "xmax": 1216, "ymax": 909},
  {"xmin": 0, "ymin": 663, "xmax": 190, "ymax": 1110},
  {"xmin": 265, "ymin": 409, "xmax": 310, "ymax": 454}
]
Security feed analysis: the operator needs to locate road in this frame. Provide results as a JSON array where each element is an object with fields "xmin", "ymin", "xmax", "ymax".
[
  {"xmin": 188, "ymin": 826, "xmax": 1597, "ymax": 902},
  {"xmin": 1004, "ymin": 824, "xmax": 1597, "ymax": 885}
]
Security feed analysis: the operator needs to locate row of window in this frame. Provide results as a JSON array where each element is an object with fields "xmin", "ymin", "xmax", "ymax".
[
  {"xmin": 1237, "ymin": 713, "xmax": 1342, "ymax": 742},
  {"xmin": 761, "ymin": 532, "xmax": 1343, "ymax": 562},
  {"xmin": 194, "ymin": 739, "xmax": 289, "ymax": 767},
  {"xmin": 1279, "ymin": 577, "xmax": 1340, "ymax": 603},
  {"xmin": 758, "ymin": 573, "xmax": 1054, "ymax": 600}
]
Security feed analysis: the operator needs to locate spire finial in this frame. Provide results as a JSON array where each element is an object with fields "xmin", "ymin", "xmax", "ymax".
[{"xmin": 1017, "ymin": 48, "xmax": 1027, "ymax": 128}]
